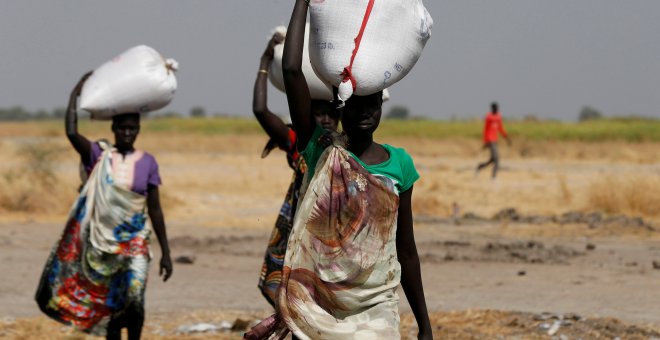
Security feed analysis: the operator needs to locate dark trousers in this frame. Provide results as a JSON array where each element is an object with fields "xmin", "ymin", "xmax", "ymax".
[{"xmin": 477, "ymin": 142, "xmax": 500, "ymax": 178}]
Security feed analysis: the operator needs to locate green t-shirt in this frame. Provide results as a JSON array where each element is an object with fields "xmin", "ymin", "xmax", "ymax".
[{"xmin": 301, "ymin": 126, "xmax": 420, "ymax": 194}]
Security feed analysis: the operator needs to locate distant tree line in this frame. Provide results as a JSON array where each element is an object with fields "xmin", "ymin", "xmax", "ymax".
[
  {"xmin": 0, "ymin": 106, "xmax": 245, "ymax": 121},
  {"xmin": 0, "ymin": 106, "xmax": 69, "ymax": 121},
  {"xmin": 0, "ymin": 106, "xmax": 193, "ymax": 121},
  {"xmin": 0, "ymin": 104, "xmax": 652, "ymax": 122}
]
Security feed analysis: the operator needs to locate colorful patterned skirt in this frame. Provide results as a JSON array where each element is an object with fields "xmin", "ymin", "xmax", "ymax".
[
  {"xmin": 36, "ymin": 145, "xmax": 151, "ymax": 336},
  {"xmin": 258, "ymin": 165, "xmax": 304, "ymax": 307}
]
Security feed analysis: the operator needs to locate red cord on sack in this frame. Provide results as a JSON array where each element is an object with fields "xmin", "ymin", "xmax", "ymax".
[{"xmin": 341, "ymin": 0, "xmax": 376, "ymax": 91}]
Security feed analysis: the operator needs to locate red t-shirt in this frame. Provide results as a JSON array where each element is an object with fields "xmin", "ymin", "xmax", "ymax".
[{"xmin": 483, "ymin": 113, "xmax": 508, "ymax": 143}]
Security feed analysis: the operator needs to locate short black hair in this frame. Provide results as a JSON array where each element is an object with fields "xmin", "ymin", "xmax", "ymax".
[
  {"xmin": 491, "ymin": 102, "xmax": 499, "ymax": 113},
  {"xmin": 111, "ymin": 113, "xmax": 140, "ymax": 125}
]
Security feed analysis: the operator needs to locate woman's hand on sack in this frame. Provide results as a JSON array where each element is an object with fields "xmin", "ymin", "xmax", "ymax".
[
  {"xmin": 159, "ymin": 253, "xmax": 173, "ymax": 282},
  {"xmin": 318, "ymin": 132, "xmax": 334, "ymax": 149},
  {"xmin": 70, "ymin": 71, "xmax": 93, "ymax": 100},
  {"xmin": 67, "ymin": 71, "xmax": 93, "ymax": 115},
  {"xmin": 261, "ymin": 33, "xmax": 284, "ymax": 63}
]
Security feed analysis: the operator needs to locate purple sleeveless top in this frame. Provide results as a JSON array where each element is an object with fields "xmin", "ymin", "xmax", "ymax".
[{"xmin": 83, "ymin": 142, "xmax": 162, "ymax": 196}]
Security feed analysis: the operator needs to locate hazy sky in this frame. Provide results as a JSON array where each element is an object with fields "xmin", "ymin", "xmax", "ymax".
[{"xmin": 1, "ymin": 1, "xmax": 658, "ymax": 120}]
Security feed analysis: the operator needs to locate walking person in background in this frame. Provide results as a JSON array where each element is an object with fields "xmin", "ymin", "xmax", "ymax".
[
  {"xmin": 476, "ymin": 102, "xmax": 511, "ymax": 179},
  {"xmin": 252, "ymin": 32, "xmax": 339, "ymax": 308},
  {"xmin": 36, "ymin": 72, "xmax": 173, "ymax": 340}
]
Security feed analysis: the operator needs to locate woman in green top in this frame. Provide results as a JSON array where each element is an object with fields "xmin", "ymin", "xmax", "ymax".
[{"xmin": 245, "ymin": 1, "xmax": 432, "ymax": 339}]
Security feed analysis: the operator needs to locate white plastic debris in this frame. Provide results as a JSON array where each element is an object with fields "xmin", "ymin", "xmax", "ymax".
[
  {"xmin": 547, "ymin": 320, "xmax": 562, "ymax": 336},
  {"xmin": 176, "ymin": 322, "xmax": 227, "ymax": 334}
]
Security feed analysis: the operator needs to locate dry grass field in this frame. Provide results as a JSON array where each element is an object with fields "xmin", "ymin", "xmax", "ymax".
[
  {"xmin": 2, "ymin": 118, "xmax": 660, "ymax": 224},
  {"xmin": 1, "ymin": 117, "xmax": 660, "ymax": 339}
]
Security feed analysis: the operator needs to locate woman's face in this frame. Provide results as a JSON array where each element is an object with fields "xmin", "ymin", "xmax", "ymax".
[
  {"xmin": 311, "ymin": 100, "xmax": 340, "ymax": 131},
  {"xmin": 341, "ymin": 92, "xmax": 383, "ymax": 136},
  {"xmin": 112, "ymin": 114, "xmax": 140, "ymax": 149}
]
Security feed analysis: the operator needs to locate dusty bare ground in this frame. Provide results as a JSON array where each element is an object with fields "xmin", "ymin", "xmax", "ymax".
[
  {"xmin": 3, "ymin": 310, "xmax": 660, "ymax": 339},
  {"xmin": 2, "ymin": 218, "xmax": 660, "ymax": 339},
  {"xmin": 2, "ymin": 128, "xmax": 660, "ymax": 338}
]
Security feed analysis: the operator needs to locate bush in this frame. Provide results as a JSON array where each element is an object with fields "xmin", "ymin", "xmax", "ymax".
[
  {"xmin": 189, "ymin": 106, "xmax": 206, "ymax": 118},
  {"xmin": 579, "ymin": 106, "xmax": 602, "ymax": 122},
  {"xmin": 386, "ymin": 106, "xmax": 410, "ymax": 120}
]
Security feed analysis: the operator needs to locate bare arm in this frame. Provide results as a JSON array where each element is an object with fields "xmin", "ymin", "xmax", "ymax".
[
  {"xmin": 282, "ymin": 0, "xmax": 314, "ymax": 150},
  {"xmin": 65, "ymin": 72, "xmax": 93, "ymax": 161},
  {"xmin": 253, "ymin": 34, "xmax": 291, "ymax": 149},
  {"xmin": 396, "ymin": 187, "xmax": 433, "ymax": 339},
  {"xmin": 147, "ymin": 184, "xmax": 172, "ymax": 282},
  {"xmin": 499, "ymin": 119, "xmax": 511, "ymax": 145}
]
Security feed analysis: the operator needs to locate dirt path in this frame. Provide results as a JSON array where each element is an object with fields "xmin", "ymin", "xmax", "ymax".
[{"xmin": 2, "ymin": 220, "xmax": 659, "ymax": 329}]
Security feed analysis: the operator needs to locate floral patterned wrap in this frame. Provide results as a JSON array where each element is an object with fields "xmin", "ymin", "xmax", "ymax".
[
  {"xmin": 35, "ymin": 143, "xmax": 151, "ymax": 336},
  {"xmin": 258, "ymin": 157, "xmax": 306, "ymax": 306},
  {"xmin": 277, "ymin": 145, "xmax": 402, "ymax": 340}
]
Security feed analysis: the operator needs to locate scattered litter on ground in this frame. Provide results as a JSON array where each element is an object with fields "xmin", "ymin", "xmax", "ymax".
[{"xmin": 176, "ymin": 321, "xmax": 233, "ymax": 335}]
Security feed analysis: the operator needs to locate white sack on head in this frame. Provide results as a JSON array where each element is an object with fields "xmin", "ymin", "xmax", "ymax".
[
  {"xmin": 269, "ymin": 24, "xmax": 334, "ymax": 101},
  {"xmin": 309, "ymin": 0, "xmax": 432, "ymax": 102},
  {"xmin": 80, "ymin": 45, "xmax": 178, "ymax": 120}
]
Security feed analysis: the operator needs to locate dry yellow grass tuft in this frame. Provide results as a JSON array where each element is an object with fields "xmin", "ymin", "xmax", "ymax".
[
  {"xmin": 557, "ymin": 173, "xmax": 573, "ymax": 203},
  {"xmin": 0, "ymin": 141, "xmax": 75, "ymax": 214},
  {"xmin": 587, "ymin": 175, "xmax": 660, "ymax": 217}
]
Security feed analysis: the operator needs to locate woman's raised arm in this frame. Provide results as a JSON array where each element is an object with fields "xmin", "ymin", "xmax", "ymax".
[
  {"xmin": 253, "ymin": 34, "xmax": 290, "ymax": 149},
  {"xmin": 65, "ymin": 72, "xmax": 93, "ymax": 161},
  {"xmin": 282, "ymin": 0, "xmax": 314, "ymax": 150}
]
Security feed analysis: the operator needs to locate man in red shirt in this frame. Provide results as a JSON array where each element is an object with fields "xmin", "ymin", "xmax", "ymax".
[{"xmin": 476, "ymin": 102, "xmax": 511, "ymax": 179}]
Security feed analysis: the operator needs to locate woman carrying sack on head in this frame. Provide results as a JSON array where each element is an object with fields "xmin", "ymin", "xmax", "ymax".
[
  {"xmin": 245, "ymin": 1, "xmax": 433, "ymax": 339},
  {"xmin": 35, "ymin": 72, "xmax": 173, "ymax": 340},
  {"xmin": 253, "ymin": 32, "xmax": 340, "ymax": 307}
]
